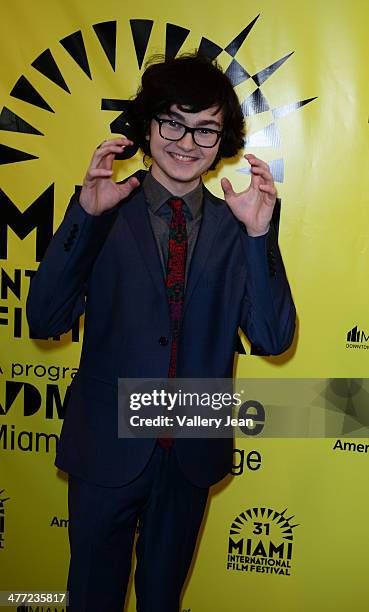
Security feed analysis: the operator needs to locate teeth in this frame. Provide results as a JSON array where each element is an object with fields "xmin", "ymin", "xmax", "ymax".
[{"xmin": 171, "ymin": 153, "xmax": 195, "ymax": 161}]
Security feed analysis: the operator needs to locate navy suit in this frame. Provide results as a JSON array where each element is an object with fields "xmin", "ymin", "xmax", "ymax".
[
  {"xmin": 27, "ymin": 172, "xmax": 295, "ymax": 610},
  {"xmin": 27, "ymin": 172, "xmax": 295, "ymax": 487}
]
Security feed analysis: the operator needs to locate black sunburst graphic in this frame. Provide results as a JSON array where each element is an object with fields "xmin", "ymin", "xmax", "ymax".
[
  {"xmin": 0, "ymin": 15, "xmax": 316, "ymax": 171},
  {"xmin": 230, "ymin": 506, "xmax": 299, "ymax": 542}
]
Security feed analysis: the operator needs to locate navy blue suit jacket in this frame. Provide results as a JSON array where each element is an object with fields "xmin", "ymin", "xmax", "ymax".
[{"xmin": 27, "ymin": 172, "xmax": 295, "ymax": 487}]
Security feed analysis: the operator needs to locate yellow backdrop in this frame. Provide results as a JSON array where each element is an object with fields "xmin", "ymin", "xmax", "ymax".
[{"xmin": 0, "ymin": 0, "xmax": 368, "ymax": 610}]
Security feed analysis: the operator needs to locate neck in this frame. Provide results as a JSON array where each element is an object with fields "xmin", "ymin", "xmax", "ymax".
[{"xmin": 150, "ymin": 164, "xmax": 201, "ymax": 196}]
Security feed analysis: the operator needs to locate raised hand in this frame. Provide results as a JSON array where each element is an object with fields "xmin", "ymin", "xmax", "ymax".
[
  {"xmin": 79, "ymin": 138, "xmax": 140, "ymax": 216},
  {"xmin": 221, "ymin": 154, "xmax": 277, "ymax": 237}
]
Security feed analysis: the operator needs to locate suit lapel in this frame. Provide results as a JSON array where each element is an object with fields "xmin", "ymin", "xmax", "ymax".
[
  {"xmin": 122, "ymin": 187, "xmax": 168, "ymax": 302},
  {"xmin": 183, "ymin": 188, "xmax": 225, "ymax": 313}
]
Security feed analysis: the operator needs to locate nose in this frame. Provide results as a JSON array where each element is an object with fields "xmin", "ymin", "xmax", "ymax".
[{"xmin": 178, "ymin": 130, "xmax": 195, "ymax": 150}]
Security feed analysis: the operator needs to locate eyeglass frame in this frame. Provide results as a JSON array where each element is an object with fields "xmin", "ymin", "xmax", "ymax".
[{"xmin": 153, "ymin": 116, "xmax": 223, "ymax": 148}]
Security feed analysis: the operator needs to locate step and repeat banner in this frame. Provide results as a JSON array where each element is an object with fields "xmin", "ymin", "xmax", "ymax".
[{"xmin": 0, "ymin": 0, "xmax": 368, "ymax": 610}]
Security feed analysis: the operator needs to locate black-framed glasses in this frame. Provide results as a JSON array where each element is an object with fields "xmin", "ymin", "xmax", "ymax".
[{"xmin": 154, "ymin": 117, "xmax": 222, "ymax": 148}]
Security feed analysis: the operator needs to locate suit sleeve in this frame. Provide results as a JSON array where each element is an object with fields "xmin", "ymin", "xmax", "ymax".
[
  {"xmin": 239, "ymin": 223, "xmax": 296, "ymax": 355},
  {"xmin": 26, "ymin": 194, "xmax": 117, "ymax": 338}
]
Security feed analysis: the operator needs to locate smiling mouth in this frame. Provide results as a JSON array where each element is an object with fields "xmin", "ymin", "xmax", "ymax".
[{"xmin": 169, "ymin": 152, "xmax": 198, "ymax": 162}]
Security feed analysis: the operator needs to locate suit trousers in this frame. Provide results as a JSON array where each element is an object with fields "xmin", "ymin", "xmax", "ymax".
[{"xmin": 67, "ymin": 443, "xmax": 209, "ymax": 612}]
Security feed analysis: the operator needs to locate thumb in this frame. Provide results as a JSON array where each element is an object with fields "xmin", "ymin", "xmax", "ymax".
[{"xmin": 221, "ymin": 177, "xmax": 236, "ymax": 200}]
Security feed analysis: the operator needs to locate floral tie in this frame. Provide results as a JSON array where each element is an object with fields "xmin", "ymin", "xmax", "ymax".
[
  {"xmin": 166, "ymin": 198, "xmax": 188, "ymax": 377},
  {"xmin": 158, "ymin": 198, "xmax": 188, "ymax": 450}
]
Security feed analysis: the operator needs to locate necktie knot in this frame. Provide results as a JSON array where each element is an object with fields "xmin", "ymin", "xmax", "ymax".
[{"xmin": 168, "ymin": 198, "xmax": 184, "ymax": 214}]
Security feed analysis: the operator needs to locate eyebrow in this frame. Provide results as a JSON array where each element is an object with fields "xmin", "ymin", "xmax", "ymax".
[{"xmin": 165, "ymin": 110, "xmax": 222, "ymax": 129}]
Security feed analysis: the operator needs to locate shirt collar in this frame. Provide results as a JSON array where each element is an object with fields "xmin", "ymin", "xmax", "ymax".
[{"xmin": 143, "ymin": 171, "xmax": 203, "ymax": 220}]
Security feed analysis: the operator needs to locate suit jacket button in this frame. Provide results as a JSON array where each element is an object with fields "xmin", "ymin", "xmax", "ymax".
[{"xmin": 159, "ymin": 336, "xmax": 169, "ymax": 346}]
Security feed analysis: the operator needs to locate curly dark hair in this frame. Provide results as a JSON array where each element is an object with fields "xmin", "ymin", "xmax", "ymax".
[{"xmin": 124, "ymin": 52, "xmax": 245, "ymax": 170}]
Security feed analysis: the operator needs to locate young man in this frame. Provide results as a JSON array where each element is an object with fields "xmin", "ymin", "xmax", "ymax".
[{"xmin": 27, "ymin": 54, "xmax": 295, "ymax": 611}]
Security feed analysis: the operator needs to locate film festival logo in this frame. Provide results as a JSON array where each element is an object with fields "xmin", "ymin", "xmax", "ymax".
[
  {"xmin": 227, "ymin": 506, "xmax": 299, "ymax": 576},
  {"xmin": 0, "ymin": 488, "xmax": 10, "ymax": 549},
  {"xmin": 0, "ymin": 15, "xmax": 316, "ymax": 353},
  {"xmin": 346, "ymin": 325, "xmax": 369, "ymax": 350}
]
